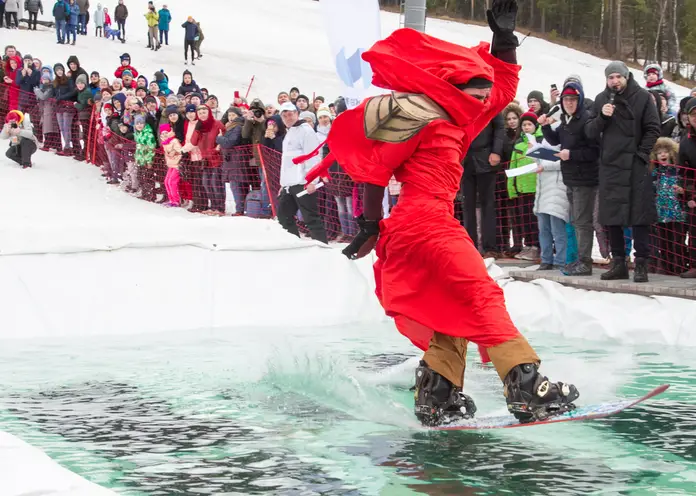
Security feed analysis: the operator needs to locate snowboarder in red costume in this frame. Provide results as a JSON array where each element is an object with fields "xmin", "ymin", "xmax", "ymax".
[{"xmin": 303, "ymin": 0, "xmax": 579, "ymax": 426}]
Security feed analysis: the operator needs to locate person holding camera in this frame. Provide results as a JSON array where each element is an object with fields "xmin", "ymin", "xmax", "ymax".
[
  {"xmin": 242, "ymin": 99, "xmax": 267, "ymax": 145},
  {"xmin": 1, "ymin": 110, "xmax": 38, "ymax": 169}
]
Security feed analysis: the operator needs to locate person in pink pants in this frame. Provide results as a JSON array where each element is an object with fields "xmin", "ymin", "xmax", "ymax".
[{"xmin": 160, "ymin": 123, "xmax": 183, "ymax": 207}]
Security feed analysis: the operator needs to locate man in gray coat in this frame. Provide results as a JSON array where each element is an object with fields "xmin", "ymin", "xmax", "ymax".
[
  {"xmin": 585, "ymin": 61, "xmax": 660, "ymax": 283},
  {"xmin": 25, "ymin": 0, "xmax": 44, "ymax": 30}
]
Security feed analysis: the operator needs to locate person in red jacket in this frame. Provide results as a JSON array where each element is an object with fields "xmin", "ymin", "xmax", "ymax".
[
  {"xmin": 2, "ymin": 55, "xmax": 22, "ymax": 112},
  {"xmin": 191, "ymin": 104, "xmax": 226, "ymax": 214},
  {"xmin": 114, "ymin": 53, "xmax": 139, "ymax": 79},
  {"xmin": 303, "ymin": 0, "xmax": 579, "ymax": 427}
]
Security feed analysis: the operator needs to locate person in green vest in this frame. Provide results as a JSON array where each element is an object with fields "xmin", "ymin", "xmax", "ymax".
[{"xmin": 507, "ymin": 111, "xmax": 543, "ymax": 261}]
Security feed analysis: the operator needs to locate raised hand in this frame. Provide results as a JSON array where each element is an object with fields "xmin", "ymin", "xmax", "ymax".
[{"xmin": 487, "ymin": 0, "xmax": 518, "ymax": 35}]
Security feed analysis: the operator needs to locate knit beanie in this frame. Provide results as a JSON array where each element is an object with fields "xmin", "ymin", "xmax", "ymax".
[
  {"xmin": 296, "ymin": 94, "xmax": 310, "ymax": 104},
  {"xmin": 185, "ymin": 104, "xmax": 197, "ymax": 113},
  {"xmin": 227, "ymin": 106, "xmax": 242, "ymax": 117},
  {"xmin": 122, "ymin": 69, "xmax": 133, "ymax": 78},
  {"xmin": 563, "ymin": 74, "xmax": 583, "ymax": 87},
  {"xmin": 299, "ymin": 111, "xmax": 316, "ymax": 124},
  {"xmin": 527, "ymin": 90, "xmax": 545, "ymax": 104},
  {"xmin": 159, "ymin": 123, "xmax": 171, "ymax": 134},
  {"xmin": 134, "ymin": 114, "xmax": 146, "ymax": 126},
  {"xmin": 316, "ymin": 106, "xmax": 332, "ymax": 119},
  {"xmin": 165, "ymin": 104, "xmax": 179, "ymax": 116},
  {"xmin": 605, "ymin": 61, "xmax": 630, "ymax": 79},
  {"xmin": 76, "ymin": 74, "xmax": 88, "ymax": 86},
  {"xmin": 519, "ymin": 111, "xmax": 538, "ymax": 127},
  {"xmin": 103, "ymin": 103, "xmax": 113, "ymax": 111},
  {"xmin": 90, "ymin": 70, "xmax": 100, "ymax": 77}
]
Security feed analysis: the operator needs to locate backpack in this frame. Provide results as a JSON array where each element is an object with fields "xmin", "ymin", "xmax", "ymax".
[{"xmin": 244, "ymin": 189, "xmax": 264, "ymax": 218}]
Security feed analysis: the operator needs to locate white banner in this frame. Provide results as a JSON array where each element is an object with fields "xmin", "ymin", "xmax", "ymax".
[{"xmin": 320, "ymin": 0, "xmax": 382, "ymax": 108}]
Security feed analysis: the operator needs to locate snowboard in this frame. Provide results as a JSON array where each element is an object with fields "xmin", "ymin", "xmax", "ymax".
[{"xmin": 431, "ymin": 384, "xmax": 669, "ymax": 431}]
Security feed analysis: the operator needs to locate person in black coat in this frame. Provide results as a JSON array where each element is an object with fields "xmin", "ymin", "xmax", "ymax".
[
  {"xmin": 677, "ymin": 97, "xmax": 696, "ymax": 278},
  {"xmin": 460, "ymin": 112, "xmax": 504, "ymax": 256},
  {"xmin": 585, "ymin": 61, "xmax": 661, "ymax": 283},
  {"xmin": 52, "ymin": 62, "xmax": 79, "ymax": 155},
  {"xmin": 216, "ymin": 107, "xmax": 247, "ymax": 215},
  {"xmin": 177, "ymin": 69, "xmax": 200, "ymax": 96},
  {"xmin": 540, "ymin": 80, "xmax": 600, "ymax": 276},
  {"xmin": 15, "ymin": 54, "xmax": 41, "ymax": 112}
]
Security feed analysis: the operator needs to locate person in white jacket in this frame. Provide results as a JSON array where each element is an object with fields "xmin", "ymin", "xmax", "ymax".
[
  {"xmin": 4, "ymin": 0, "xmax": 21, "ymax": 28},
  {"xmin": 1, "ymin": 110, "xmax": 38, "ymax": 168},
  {"xmin": 532, "ymin": 139, "xmax": 570, "ymax": 270},
  {"xmin": 93, "ymin": 3, "xmax": 105, "ymax": 36},
  {"xmin": 278, "ymin": 101, "xmax": 327, "ymax": 243}
]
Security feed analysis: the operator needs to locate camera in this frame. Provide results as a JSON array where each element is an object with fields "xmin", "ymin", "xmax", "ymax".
[{"xmin": 252, "ymin": 109, "xmax": 264, "ymax": 118}]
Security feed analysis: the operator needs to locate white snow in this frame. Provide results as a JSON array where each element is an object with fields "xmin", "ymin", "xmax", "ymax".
[
  {"xmin": 1, "ymin": 0, "xmax": 696, "ymax": 493},
  {"xmin": 0, "ymin": 431, "xmax": 116, "ymax": 496}
]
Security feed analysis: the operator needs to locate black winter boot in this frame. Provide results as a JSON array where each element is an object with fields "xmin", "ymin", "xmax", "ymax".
[
  {"xmin": 600, "ymin": 256, "xmax": 629, "ymax": 280},
  {"xmin": 634, "ymin": 257, "xmax": 649, "ymax": 283},
  {"xmin": 414, "ymin": 361, "xmax": 476, "ymax": 427},
  {"xmin": 503, "ymin": 363, "xmax": 579, "ymax": 423}
]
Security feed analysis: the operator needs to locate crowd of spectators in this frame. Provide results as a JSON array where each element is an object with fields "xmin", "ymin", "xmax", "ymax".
[{"xmin": 1, "ymin": 40, "xmax": 695, "ymax": 280}]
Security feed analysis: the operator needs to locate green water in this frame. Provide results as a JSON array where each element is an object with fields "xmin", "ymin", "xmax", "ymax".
[{"xmin": 0, "ymin": 323, "xmax": 694, "ymax": 495}]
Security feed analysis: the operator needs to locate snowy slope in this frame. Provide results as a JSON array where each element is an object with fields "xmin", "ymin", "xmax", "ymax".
[{"xmin": 4, "ymin": 0, "xmax": 690, "ymax": 111}]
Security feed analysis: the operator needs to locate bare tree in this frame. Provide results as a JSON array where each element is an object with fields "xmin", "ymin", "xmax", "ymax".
[
  {"xmin": 672, "ymin": 0, "xmax": 682, "ymax": 77},
  {"xmin": 615, "ymin": 0, "xmax": 622, "ymax": 56},
  {"xmin": 654, "ymin": 0, "xmax": 668, "ymax": 65}
]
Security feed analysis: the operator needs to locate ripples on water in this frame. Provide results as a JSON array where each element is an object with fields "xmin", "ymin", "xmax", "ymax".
[{"xmin": 0, "ymin": 328, "xmax": 695, "ymax": 495}]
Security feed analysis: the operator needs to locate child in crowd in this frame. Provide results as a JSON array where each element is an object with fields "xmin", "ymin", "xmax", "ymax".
[
  {"xmin": 651, "ymin": 137, "xmax": 687, "ymax": 274},
  {"xmin": 160, "ymin": 123, "xmax": 183, "ymax": 207},
  {"xmin": 114, "ymin": 118, "xmax": 136, "ymax": 191},
  {"xmin": 507, "ymin": 111, "xmax": 543, "ymax": 261},
  {"xmin": 134, "ymin": 114, "xmax": 157, "ymax": 201},
  {"xmin": 34, "ymin": 70, "xmax": 62, "ymax": 152},
  {"xmin": 74, "ymin": 74, "xmax": 93, "ymax": 161}
]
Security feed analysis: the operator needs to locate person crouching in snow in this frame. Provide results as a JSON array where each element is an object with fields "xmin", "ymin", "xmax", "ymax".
[
  {"xmin": 134, "ymin": 114, "xmax": 157, "ymax": 201},
  {"xmin": 1, "ymin": 111, "xmax": 38, "ymax": 168},
  {"xmin": 160, "ymin": 123, "xmax": 182, "ymax": 207}
]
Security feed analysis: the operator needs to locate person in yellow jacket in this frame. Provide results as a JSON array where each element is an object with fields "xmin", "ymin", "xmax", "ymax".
[{"xmin": 145, "ymin": 4, "xmax": 161, "ymax": 51}]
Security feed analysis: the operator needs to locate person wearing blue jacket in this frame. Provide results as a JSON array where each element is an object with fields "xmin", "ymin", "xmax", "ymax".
[
  {"xmin": 158, "ymin": 4, "xmax": 172, "ymax": 46},
  {"xmin": 53, "ymin": 0, "xmax": 69, "ymax": 43},
  {"xmin": 65, "ymin": 0, "xmax": 79, "ymax": 45},
  {"xmin": 181, "ymin": 16, "xmax": 199, "ymax": 65}
]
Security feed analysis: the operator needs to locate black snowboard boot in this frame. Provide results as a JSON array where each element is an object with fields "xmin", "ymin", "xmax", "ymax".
[
  {"xmin": 503, "ymin": 363, "xmax": 579, "ymax": 423},
  {"xmin": 414, "ymin": 361, "xmax": 476, "ymax": 427},
  {"xmin": 600, "ymin": 256, "xmax": 629, "ymax": 281},
  {"xmin": 633, "ymin": 257, "xmax": 649, "ymax": 283}
]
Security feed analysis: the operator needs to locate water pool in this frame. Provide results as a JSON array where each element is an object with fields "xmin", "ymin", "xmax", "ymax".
[{"xmin": 1, "ymin": 323, "xmax": 694, "ymax": 495}]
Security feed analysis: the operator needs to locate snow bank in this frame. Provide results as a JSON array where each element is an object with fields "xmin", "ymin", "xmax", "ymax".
[
  {"xmin": 0, "ymin": 432, "xmax": 116, "ymax": 496},
  {"xmin": 489, "ymin": 262, "xmax": 696, "ymax": 347},
  {"xmin": 0, "ymin": 154, "xmax": 383, "ymax": 339}
]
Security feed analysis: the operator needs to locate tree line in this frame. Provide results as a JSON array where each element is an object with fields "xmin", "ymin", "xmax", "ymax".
[{"xmin": 379, "ymin": 0, "xmax": 696, "ymax": 82}]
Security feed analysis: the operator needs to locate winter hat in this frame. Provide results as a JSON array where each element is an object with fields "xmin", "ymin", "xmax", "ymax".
[
  {"xmin": 144, "ymin": 95, "xmax": 157, "ymax": 105},
  {"xmin": 605, "ymin": 61, "xmax": 630, "ymax": 79},
  {"xmin": 527, "ymin": 90, "xmax": 545, "ymax": 104},
  {"xmin": 90, "ymin": 71, "xmax": 100, "ymax": 78},
  {"xmin": 120, "ymin": 53, "xmax": 131, "ymax": 62},
  {"xmin": 563, "ymin": 74, "xmax": 583, "ymax": 87},
  {"xmin": 314, "ymin": 96, "xmax": 325, "ymax": 103},
  {"xmin": 182, "ymin": 69, "xmax": 193, "ymax": 79},
  {"xmin": 165, "ymin": 104, "xmax": 179, "ymax": 116},
  {"xmin": 159, "ymin": 123, "xmax": 172, "ymax": 134},
  {"xmin": 154, "ymin": 71, "xmax": 166, "ymax": 82},
  {"xmin": 519, "ymin": 111, "xmax": 538, "ymax": 127},
  {"xmin": 299, "ymin": 111, "xmax": 316, "ymax": 124},
  {"xmin": 190, "ymin": 92, "xmax": 203, "ymax": 101},
  {"xmin": 316, "ymin": 106, "xmax": 332, "ymax": 119},
  {"xmin": 296, "ymin": 94, "xmax": 310, "ymax": 104},
  {"xmin": 93, "ymin": 93, "xmax": 103, "ymax": 103},
  {"xmin": 454, "ymin": 77, "xmax": 493, "ymax": 90},
  {"xmin": 5, "ymin": 110, "xmax": 24, "ymax": 124},
  {"xmin": 23, "ymin": 54, "xmax": 33, "ymax": 61},
  {"xmin": 227, "ymin": 106, "xmax": 242, "ymax": 117},
  {"xmin": 76, "ymin": 74, "xmax": 88, "ymax": 86},
  {"xmin": 185, "ymin": 104, "xmax": 197, "ymax": 113},
  {"xmin": 686, "ymin": 97, "xmax": 696, "ymax": 115},
  {"xmin": 206, "ymin": 95, "xmax": 218, "ymax": 103},
  {"xmin": 166, "ymin": 95, "xmax": 179, "ymax": 106},
  {"xmin": 679, "ymin": 96, "xmax": 691, "ymax": 113},
  {"xmin": 122, "ymin": 69, "xmax": 133, "ymax": 78},
  {"xmin": 103, "ymin": 103, "xmax": 114, "ymax": 111},
  {"xmin": 134, "ymin": 114, "xmax": 146, "ymax": 126},
  {"xmin": 290, "ymin": 86, "xmax": 300, "ymax": 94}
]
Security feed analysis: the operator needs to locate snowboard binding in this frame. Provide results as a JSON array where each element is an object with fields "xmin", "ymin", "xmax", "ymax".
[
  {"xmin": 503, "ymin": 363, "xmax": 579, "ymax": 423},
  {"xmin": 413, "ymin": 361, "xmax": 477, "ymax": 427}
]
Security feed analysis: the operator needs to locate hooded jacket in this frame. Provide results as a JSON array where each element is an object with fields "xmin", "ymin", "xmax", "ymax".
[
  {"xmin": 158, "ymin": 7, "xmax": 171, "ymax": 30},
  {"xmin": 67, "ymin": 55, "xmax": 88, "ymax": 83},
  {"xmin": 93, "ymin": 4, "xmax": 104, "ymax": 26},
  {"xmin": 541, "ymin": 81, "xmax": 600, "ymax": 187},
  {"xmin": 53, "ymin": 0, "xmax": 69, "ymax": 21},
  {"xmin": 114, "ymin": 2, "xmax": 127, "ymax": 20},
  {"xmin": 177, "ymin": 71, "xmax": 200, "ymax": 95}
]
